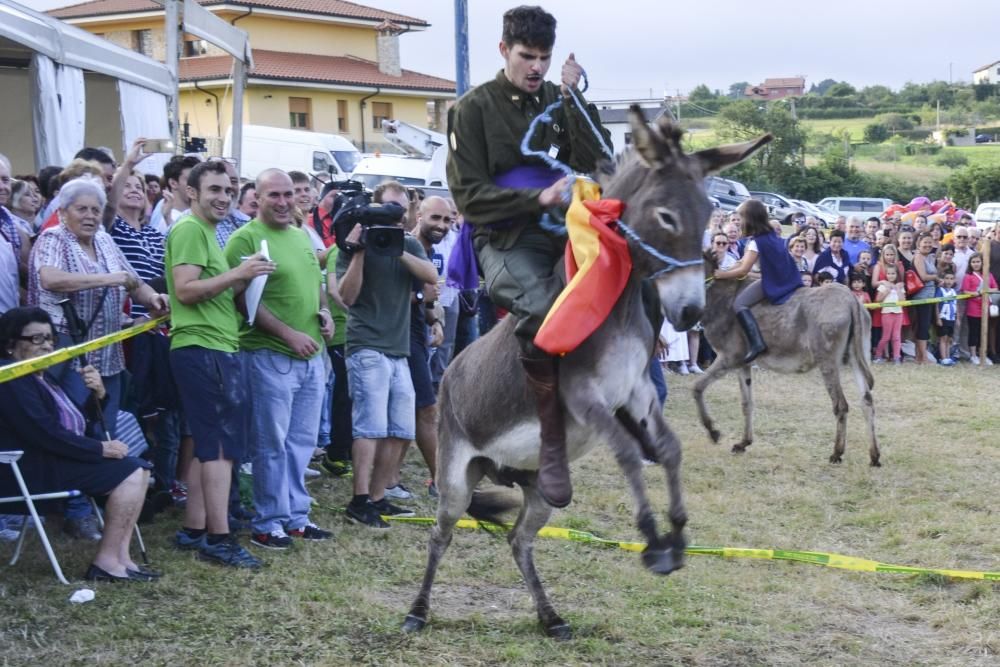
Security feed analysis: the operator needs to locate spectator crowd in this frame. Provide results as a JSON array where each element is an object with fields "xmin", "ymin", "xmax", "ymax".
[{"xmin": 0, "ymin": 142, "xmax": 488, "ymax": 577}]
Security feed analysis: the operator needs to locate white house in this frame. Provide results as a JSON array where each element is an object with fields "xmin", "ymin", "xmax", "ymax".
[
  {"xmin": 595, "ymin": 98, "xmax": 672, "ymax": 155},
  {"xmin": 973, "ymin": 60, "xmax": 1000, "ymax": 85}
]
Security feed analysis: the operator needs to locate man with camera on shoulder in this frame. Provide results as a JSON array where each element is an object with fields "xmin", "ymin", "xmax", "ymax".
[{"xmin": 335, "ymin": 181, "xmax": 438, "ymax": 528}]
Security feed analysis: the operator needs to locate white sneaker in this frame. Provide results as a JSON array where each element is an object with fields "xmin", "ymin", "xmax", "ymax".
[
  {"xmin": 987, "ymin": 357, "xmax": 994, "ymax": 366},
  {"xmin": 687, "ymin": 363, "xmax": 704, "ymax": 374},
  {"xmin": 677, "ymin": 363, "xmax": 690, "ymax": 376},
  {"xmin": 304, "ymin": 467, "xmax": 321, "ymax": 479},
  {"xmin": 971, "ymin": 355, "xmax": 981, "ymax": 365},
  {"xmin": 384, "ymin": 484, "xmax": 413, "ymax": 500}
]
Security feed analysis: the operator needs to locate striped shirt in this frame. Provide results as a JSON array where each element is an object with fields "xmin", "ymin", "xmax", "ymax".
[
  {"xmin": 110, "ymin": 215, "xmax": 165, "ymax": 318},
  {"xmin": 214, "ymin": 211, "xmax": 248, "ymax": 249}
]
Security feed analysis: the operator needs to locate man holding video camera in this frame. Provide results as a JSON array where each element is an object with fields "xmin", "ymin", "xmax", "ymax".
[{"xmin": 335, "ymin": 181, "xmax": 438, "ymax": 528}]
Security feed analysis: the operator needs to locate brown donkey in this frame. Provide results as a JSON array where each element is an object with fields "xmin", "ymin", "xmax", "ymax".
[
  {"xmin": 693, "ymin": 255, "xmax": 881, "ymax": 466},
  {"xmin": 402, "ymin": 108, "xmax": 771, "ymax": 639}
]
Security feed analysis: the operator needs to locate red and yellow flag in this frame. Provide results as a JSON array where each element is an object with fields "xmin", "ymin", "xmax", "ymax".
[{"xmin": 534, "ymin": 180, "xmax": 632, "ymax": 355}]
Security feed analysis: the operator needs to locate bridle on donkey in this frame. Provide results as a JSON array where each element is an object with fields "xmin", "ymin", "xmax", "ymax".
[{"xmin": 521, "ymin": 74, "xmax": 703, "ymax": 279}]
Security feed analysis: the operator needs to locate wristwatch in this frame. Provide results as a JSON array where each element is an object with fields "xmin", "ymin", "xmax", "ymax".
[{"xmin": 414, "ymin": 290, "xmax": 425, "ymax": 304}]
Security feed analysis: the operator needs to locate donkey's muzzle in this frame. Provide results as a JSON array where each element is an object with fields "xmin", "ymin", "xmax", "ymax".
[{"xmin": 676, "ymin": 304, "xmax": 703, "ymax": 331}]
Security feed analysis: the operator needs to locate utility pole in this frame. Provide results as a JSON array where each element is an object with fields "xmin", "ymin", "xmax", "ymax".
[
  {"xmin": 454, "ymin": 0, "xmax": 470, "ymax": 97},
  {"xmin": 676, "ymin": 88, "xmax": 681, "ymax": 123},
  {"xmin": 164, "ymin": 0, "xmax": 180, "ymax": 152},
  {"xmin": 937, "ymin": 99, "xmax": 941, "ymax": 131}
]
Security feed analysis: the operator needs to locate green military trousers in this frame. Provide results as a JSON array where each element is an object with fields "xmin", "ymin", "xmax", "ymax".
[{"xmin": 474, "ymin": 224, "xmax": 565, "ymax": 354}]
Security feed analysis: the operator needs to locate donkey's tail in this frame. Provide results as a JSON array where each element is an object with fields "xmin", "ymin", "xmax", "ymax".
[{"xmin": 847, "ymin": 297, "xmax": 875, "ymax": 390}]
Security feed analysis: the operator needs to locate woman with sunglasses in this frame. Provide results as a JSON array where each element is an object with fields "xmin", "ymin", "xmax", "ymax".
[{"xmin": 0, "ymin": 307, "xmax": 158, "ymax": 581}]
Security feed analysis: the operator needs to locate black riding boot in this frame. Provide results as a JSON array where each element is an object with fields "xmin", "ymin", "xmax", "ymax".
[
  {"xmin": 736, "ymin": 309, "xmax": 767, "ymax": 364},
  {"xmin": 520, "ymin": 353, "xmax": 572, "ymax": 508}
]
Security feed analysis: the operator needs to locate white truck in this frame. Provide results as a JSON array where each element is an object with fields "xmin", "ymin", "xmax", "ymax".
[
  {"xmin": 224, "ymin": 124, "xmax": 362, "ymax": 182},
  {"xmin": 350, "ymin": 120, "xmax": 448, "ymax": 189}
]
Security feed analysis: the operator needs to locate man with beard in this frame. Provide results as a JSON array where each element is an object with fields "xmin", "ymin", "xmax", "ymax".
[
  {"xmin": 446, "ymin": 6, "xmax": 611, "ymax": 508},
  {"xmin": 394, "ymin": 196, "xmax": 451, "ymax": 497}
]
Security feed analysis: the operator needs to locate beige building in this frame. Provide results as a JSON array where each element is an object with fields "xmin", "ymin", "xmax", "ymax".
[{"xmin": 48, "ymin": 0, "xmax": 456, "ymax": 154}]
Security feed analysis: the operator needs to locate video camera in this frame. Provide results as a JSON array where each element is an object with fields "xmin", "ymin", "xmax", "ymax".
[{"xmin": 331, "ymin": 181, "xmax": 406, "ymax": 258}]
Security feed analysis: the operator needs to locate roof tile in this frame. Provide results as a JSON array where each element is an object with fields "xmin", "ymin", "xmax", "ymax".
[
  {"xmin": 180, "ymin": 49, "xmax": 454, "ymax": 93},
  {"xmin": 49, "ymin": 0, "xmax": 427, "ymax": 25}
]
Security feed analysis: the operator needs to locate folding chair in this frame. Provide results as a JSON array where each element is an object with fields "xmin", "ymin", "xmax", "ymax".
[
  {"xmin": 0, "ymin": 451, "xmax": 80, "ymax": 585},
  {"xmin": 89, "ymin": 497, "xmax": 149, "ymax": 565}
]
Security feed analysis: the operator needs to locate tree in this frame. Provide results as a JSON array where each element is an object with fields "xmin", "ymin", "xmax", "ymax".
[
  {"xmin": 825, "ymin": 82, "xmax": 857, "ymax": 97},
  {"xmin": 689, "ymin": 84, "xmax": 715, "ymax": 102},
  {"xmin": 863, "ymin": 123, "xmax": 890, "ymax": 143},
  {"xmin": 728, "ymin": 81, "xmax": 750, "ymax": 99},
  {"xmin": 874, "ymin": 112, "xmax": 914, "ymax": 133},
  {"xmin": 858, "ymin": 85, "xmax": 894, "ymax": 107},
  {"xmin": 947, "ymin": 164, "xmax": 1000, "ymax": 208},
  {"xmin": 716, "ymin": 100, "xmax": 807, "ymax": 188},
  {"xmin": 810, "ymin": 78, "xmax": 838, "ymax": 95}
]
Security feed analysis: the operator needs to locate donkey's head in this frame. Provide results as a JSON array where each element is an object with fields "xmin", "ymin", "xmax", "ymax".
[{"xmin": 599, "ymin": 105, "xmax": 771, "ymax": 330}]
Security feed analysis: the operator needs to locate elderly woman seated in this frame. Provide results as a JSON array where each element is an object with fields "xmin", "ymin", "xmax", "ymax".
[{"xmin": 0, "ymin": 307, "xmax": 159, "ymax": 582}]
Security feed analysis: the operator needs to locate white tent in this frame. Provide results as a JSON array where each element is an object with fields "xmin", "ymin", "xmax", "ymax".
[{"xmin": 0, "ymin": 0, "xmax": 173, "ymax": 171}]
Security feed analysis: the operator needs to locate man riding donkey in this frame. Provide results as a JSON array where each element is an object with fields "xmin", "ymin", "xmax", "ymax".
[{"xmin": 447, "ymin": 5, "xmax": 612, "ymax": 508}]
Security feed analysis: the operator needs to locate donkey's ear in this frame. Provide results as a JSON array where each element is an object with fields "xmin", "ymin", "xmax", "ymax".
[
  {"xmin": 628, "ymin": 104, "xmax": 663, "ymax": 169},
  {"xmin": 693, "ymin": 134, "xmax": 773, "ymax": 176}
]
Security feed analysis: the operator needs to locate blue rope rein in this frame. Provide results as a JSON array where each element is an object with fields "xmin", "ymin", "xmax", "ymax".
[{"xmin": 519, "ymin": 72, "xmax": 701, "ymax": 276}]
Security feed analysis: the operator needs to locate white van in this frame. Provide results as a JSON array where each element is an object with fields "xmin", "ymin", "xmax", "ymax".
[
  {"xmin": 817, "ymin": 197, "xmax": 894, "ymax": 218},
  {"xmin": 350, "ymin": 152, "xmax": 447, "ymax": 189},
  {"xmin": 974, "ymin": 202, "xmax": 1000, "ymax": 230},
  {"xmin": 223, "ymin": 125, "xmax": 362, "ymax": 182}
]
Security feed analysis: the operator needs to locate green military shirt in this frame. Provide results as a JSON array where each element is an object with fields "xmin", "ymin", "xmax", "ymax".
[{"xmin": 446, "ymin": 69, "xmax": 612, "ymax": 242}]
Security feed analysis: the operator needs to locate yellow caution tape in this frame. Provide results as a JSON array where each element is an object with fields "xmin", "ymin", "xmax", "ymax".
[
  {"xmin": 0, "ymin": 316, "xmax": 168, "ymax": 385},
  {"xmin": 385, "ymin": 516, "xmax": 1000, "ymax": 581},
  {"xmin": 864, "ymin": 293, "xmax": 972, "ymax": 310}
]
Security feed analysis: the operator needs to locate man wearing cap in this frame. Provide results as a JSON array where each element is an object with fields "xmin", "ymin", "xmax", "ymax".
[{"xmin": 446, "ymin": 6, "xmax": 611, "ymax": 508}]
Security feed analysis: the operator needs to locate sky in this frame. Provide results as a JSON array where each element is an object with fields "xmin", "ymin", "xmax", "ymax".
[{"xmin": 24, "ymin": 0, "xmax": 1000, "ymax": 100}]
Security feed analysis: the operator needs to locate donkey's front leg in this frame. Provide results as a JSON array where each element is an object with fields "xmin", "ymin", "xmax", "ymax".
[
  {"xmin": 732, "ymin": 366, "xmax": 754, "ymax": 453},
  {"xmin": 691, "ymin": 357, "xmax": 731, "ymax": 444},
  {"xmin": 566, "ymin": 390, "xmax": 682, "ymax": 576}
]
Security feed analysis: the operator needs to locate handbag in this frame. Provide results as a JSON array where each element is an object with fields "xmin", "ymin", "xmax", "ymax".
[
  {"xmin": 904, "ymin": 269, "xmax": 924, "ymax": 297},
  {"xmin": 458, "ymin": 288, "xmax": 480, "ymax": 317}
]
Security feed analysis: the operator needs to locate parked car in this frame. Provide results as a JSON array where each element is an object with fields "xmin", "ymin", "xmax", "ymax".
[
  {"xmin": 975, "ymin": 134, "xmax": 992, "ymax": 144},
  {"xmin": 705, "ymin": 176, "xmax": 750, "ymax": 211},
  {"xmin": 817, "ymin": 197, "xmax": 894, "ymax": 218},
  {"xmin": 749, "ymin": 191, "xmax": 800, "ymax": 220},
  {"xmin": 350, "ymin": 154, "xmax": 446, "ymax": 189},
  {"xmin": 790, "ymin": 199, "xmax": 837, "ymax": 226},
  {"xmin": 974, "ymin": 202, "xmax": 1000, "ymax": 230}
]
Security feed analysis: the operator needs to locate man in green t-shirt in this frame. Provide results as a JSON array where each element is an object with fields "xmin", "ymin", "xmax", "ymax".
[
  {"xmin": 224, "ymin": 169, "xmax": 334, "ymax": 549},
  {"xmin": 166, "ymin": 160, "xmax": 274, "ymax": 569}
]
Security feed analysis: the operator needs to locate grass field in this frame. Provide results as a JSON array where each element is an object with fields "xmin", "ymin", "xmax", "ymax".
[{"xmin": 2, "ymin": 366, "xmax": 999, "ymax": 666}]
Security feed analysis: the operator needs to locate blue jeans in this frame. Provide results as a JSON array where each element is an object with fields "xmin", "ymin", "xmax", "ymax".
[
  {"xmin": 429, "ymin": 299, "xmax": 459, "ymax": 387},
  {"xmin": 150, "ymin": 409, "xmax": 182, "ymax": 488},
  {"xmin": 317, "ymin": 354, "xmax": 335, "ymax": 448},
  {"xmin": 346, "ymin": 348, "xmax": 415, "ymax": 440},
  {"xmin": 248, "ymin": 350, "xmax": 325, "ymax": 534}
]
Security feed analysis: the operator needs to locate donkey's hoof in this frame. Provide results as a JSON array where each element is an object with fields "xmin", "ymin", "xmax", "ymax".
[
  {"xmin": 642, "ymin": 546, "xmax": 682, "ymax": 576},
  {"xmin": 544, "ymin": 620, "xmax": 573, "ymax": 641},
  {"xmin": 401, "ymin": 614, "xmax": 427, "ymax": 634},
  {"xmin": 731, "ymin": 443, "xmax": 748, "ymax": 453},
  {"xmin": 708, "ymin": 429, "xmax": 721, "ymax": 443},
  {"xmin": 870, "ymin": 458, "xmax": 882, "ymax": 467},
  {"xmin": 829, "ymin": 454, "xmax": 843, "ymax": 464}
]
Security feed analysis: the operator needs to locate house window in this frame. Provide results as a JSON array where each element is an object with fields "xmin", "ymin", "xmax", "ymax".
[
  {"xmin": 371, "ymin": 101, "xmax": 392, "ymax": 130},
  {"xmin": 184, "ymin": 39, "xmax": 208, "ymax": 57},
  {"xmin": 132, "ymin": 29, "xmax": 152, "ymax": 57},
  {"xmin": 337, "ymin": 100, "xmax": 349, "ymax": 132},
  {"xmin": 289, "ymin": 97, "xmax": 312, "ymax": 130}
]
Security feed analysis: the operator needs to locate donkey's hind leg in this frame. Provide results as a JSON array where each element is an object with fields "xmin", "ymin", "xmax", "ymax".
[
  {"xmin": 402, "ymin": 454, "xmax": 483, "ymax": 633},
  {"xmin": 819, "ymin": 363, "xmax": 850, "ymax": 464},
  {"xmin": 508, "ymin": 477, "xmax": 570, "ymax": 640},
  {"xmin": 851, "ymin": 358, "xmax": 881, "ymax": 467},
  {"xmin": 691, "ymin": 357, "xmax": 731, "ymax": 444}
]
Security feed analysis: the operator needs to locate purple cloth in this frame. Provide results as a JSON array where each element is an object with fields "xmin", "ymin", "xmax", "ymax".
[
  {"xmin": 35, "ymin": 376, "xmax": 86, "ymax": 436},
  {"xmin": 446, "ymin": 166, "xmax": 565, "ymax": 290},
  {"xmin": 446, "ymin": 221, "xmax": 478, "ymax": 290}
]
